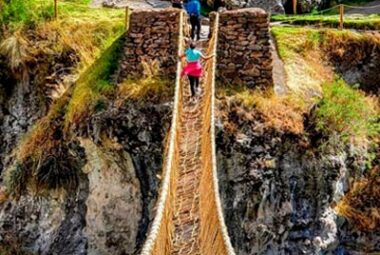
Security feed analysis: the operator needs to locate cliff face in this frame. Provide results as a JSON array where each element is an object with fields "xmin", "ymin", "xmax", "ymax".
[
  {"xmin": 0, "ymin": 57, "xmax": 47, "ymax": 174},
  {"xmin": 216, "ymin": 99, "xmax": 378, "ymax": 255},
  {"xmin": 0, "ymin": 96, "xmax": 171, "ymax": 254},
  {"xmin": 0, "ymin": 78, "xmax": 378, "ymax": 254}
]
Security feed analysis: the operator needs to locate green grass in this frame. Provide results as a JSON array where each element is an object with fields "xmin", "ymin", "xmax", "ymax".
[
  {"xmin": 64, "ymin": 35, "xmax": 124, "ymax": 127},
  {"xmin": 272, "ymin": 14, "xmax": 380, "ymax": 30},
  {"xmin": 315, "ymin": 79, "xmax": 380, "ymax": 140},
  {"xmin": 271, "ymin": 26, "xmax": 321, "ymax": 59},
  {"xmin": 0, "ymin": 0, "xmax": 124, "ymax": 31},
  {"xmin": 0, "ymin": 0, "xmax": 54, "ymax": 28}
]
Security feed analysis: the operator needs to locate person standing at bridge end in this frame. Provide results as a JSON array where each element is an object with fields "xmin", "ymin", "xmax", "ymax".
[
  {"xmin": 180, "ymin": 41, "xmax": 214, "ymax": 98},
  {"xmin": 172, "ymin": 0, "xmax": 183, "ymax": 9},
  {"xmin": 185, "ymin": 0, "xmax": 201, "ymax": 41}
]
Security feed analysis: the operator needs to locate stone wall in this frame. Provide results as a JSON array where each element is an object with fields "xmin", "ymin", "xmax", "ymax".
[
  {"xmin": 214, "ymin": 9, "xmax": 273, "ymax": 89},
  {"xmin": 117, "ymin": 9, "xmax": 181, "ymax": 82}
]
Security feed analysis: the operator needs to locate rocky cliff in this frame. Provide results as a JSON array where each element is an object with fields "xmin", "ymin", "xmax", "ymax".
[
  {"xmin": 216, "ymin": 98, "xmax": 379, "ymax": 255},
  {"xmin": 1, "ymin": 73, "xmax": 378, "ymax": 254}
]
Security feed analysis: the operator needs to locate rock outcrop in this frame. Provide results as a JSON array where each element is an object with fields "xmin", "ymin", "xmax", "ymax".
[
  {"xmin": 81, "ymin": 139, "xmax": 142, "ymax": 255},
  {"xmin": 0, "ymin": 98, "xmax": 172, "ymax": 254}
]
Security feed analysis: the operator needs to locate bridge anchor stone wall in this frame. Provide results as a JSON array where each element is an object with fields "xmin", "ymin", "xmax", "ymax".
[
  {"xmin": 212, "ymin": 8, "xmax": 273, "ymax": 89},
  {"xmin": 117, "ymin": 9, "xmax": 181, "ymax": 82}
]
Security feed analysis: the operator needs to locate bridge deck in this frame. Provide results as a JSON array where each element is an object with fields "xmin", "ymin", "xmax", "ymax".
[
  {"xmin": 140, "ymin": 12, "xmax": 235, "ymax": 255},
  {"xmin": 171, "ymin": 81, "xmax": 204, "ymax": 254}
]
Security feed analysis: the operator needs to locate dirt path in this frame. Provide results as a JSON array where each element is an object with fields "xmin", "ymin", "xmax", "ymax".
[
  {"xmin": 270, "ymin": 34, "xmax": 288, "ymax": 96},
  {"xmin": 346, "ymin": 0, "xmax": 380, "ymax": 15}
]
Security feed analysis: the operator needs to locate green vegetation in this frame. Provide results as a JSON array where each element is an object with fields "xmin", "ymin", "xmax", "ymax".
[
  {"xmin": 0, "ymin": 0, "xmax": 124, "ymax": 31},
  {"xmin": 1, "ymin": 0, "xmax": 126, "ymax": 197},
  {"xmin": 315, "ymin": 79, "xmax": 380, "ymax": 140},
  {"xmin": 201, "ymin": 3, "xmax": 213, "ymax": 17},
  {"xmin": 0, "ymin": 0, "xmax": 125, "ymax": 73},
  {"xmin": 272, "ymin": 14, "xmax": 380, "ymax": 30},
  {"xmin": 342, "ymin": 0, "xmax": 376, "ymax": 5},
  {"xmin": 64, "ymin": 35, "xmax": 123, "ymax": 127},
  {"xmin": 0, "ymin": 0, "xmax": 54, "ymax": 28},
  {"xmin": 3, "ymin": 35, "xmax": 125, "ymax": 197},
  {"xmin": 271, "ymin": 26, "xmax": 321, "ymax": 59}
]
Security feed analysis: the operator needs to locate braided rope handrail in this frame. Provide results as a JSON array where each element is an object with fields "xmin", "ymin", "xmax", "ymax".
[
  {"xmin": 343, "ymin": 3, "xmax": 380, "ymax": 9},
  {"xmin": 140, "ymin": 10, "xmax": 184, "ymax": 255},
  {"xmin": 140, "ymin": 11, "xmax": 235, "ymax": 255},
  {"xmin": 207, "ymin": 13, "xmax": 236, "ymax": 255},
  {"xmin": 279, "ymin": 3, "xmax": 380, "ymax": 16}
]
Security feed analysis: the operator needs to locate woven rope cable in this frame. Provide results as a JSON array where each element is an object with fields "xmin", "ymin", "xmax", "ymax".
[
  {"xmin": 343, "ymin": 3, "xmax": 380, "ymax": 9},
  {"xmin": 316, "ymin": 5, "xmax": 340, "ymax": 14},
  {"xmin": 209, "ymin": 13, "xmax": 236, "ymax": 255},
  {"xmin": 140, "ymin": 10, "xmax": 184, "ymax": 255}
]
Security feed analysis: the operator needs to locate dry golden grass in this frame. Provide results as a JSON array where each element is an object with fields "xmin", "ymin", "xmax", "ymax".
[
  {"xmin": 252, "ymin": 93, "xmax": 305, "ymax": 134},
  {"xmin": 0, "ymin": 30, "xmax": 31, "ymax": 75},
  {"xmin": 118, "ymin": 77, "xmax": 172, "ymax": 101},
  {"xmin": 17, "ymin": 96, "xmax": 67, "ymax": 161},
  {"xmin": 118, "ymin": 59, "xmax": 173, "ymax": 102},
  {"xmin": 272, "ymin": 27, "xmax": 335, "ymax": 102},
  {"xmin": 32, "ymin": 10, "xmax": 124, "ymax": 72},
  {"xmin": 219, "ymin": 86, "xmax": 306, "ymax": 134},
  {"xmin": 336, "ymin": 166, "xmax": 380, "ymax": 232},
  {"xmin": 322, "ymin": 30, "xmax": 380, "ymax": 60}
]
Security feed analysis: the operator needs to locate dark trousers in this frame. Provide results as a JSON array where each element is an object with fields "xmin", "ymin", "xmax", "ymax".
[
  {"xmin": 188, "ymin": 76, "xmax": 199, "ymax": 97},
  {"xmin": 190, "ymin": 15, "xmax": 201, "ymax": 41},
  {"xmin": 172, "ymin": 3, "xmax": 182, "ymax": 9}
]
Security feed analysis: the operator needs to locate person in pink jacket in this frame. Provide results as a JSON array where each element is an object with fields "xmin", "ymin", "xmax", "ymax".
[{"xmin": 179, "ymin": 41, "xmax": 213, "ymax": 98}]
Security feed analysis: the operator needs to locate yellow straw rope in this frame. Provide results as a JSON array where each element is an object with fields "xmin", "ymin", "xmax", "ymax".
[
  {"xmin": 140, "ymin": 11, "xmax": 235, "ymax": 255},
  {"xmin": 140, "ymin": 10, "xmax": 185, "ymax": 255}
]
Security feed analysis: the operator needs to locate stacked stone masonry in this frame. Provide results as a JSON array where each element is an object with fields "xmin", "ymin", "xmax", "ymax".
[
  {"xmin": 117, "ymin": 9, "xmax": 181, "ymax": 81},
  {"xmin": 213, "ymin": 8, "xmax": 273, "ymax": 89},
  {"xmin": 118, "ymin": 8, "xmax": 273, "ymax": 89}
]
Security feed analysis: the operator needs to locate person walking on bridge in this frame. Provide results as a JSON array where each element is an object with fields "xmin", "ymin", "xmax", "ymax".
[
  {"xmin": 185, "ymin": 0, "xmax": 201, "ymax": 41},
  {"xmin": 180, "ymin": 41, "xmax": 213, "ymax": 98}
]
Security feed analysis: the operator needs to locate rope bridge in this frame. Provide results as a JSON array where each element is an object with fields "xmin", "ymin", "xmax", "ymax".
[{"xmin": 140, "ymin": 12, "xmax": 235, "ymax": 255}]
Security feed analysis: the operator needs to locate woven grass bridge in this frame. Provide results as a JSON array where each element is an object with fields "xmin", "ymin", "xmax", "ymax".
[{"xmin": 140, "ymin": 11, "xmax": 236, "ymax": 255}]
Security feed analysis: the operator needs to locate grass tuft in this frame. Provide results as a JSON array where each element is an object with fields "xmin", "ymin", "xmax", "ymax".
[
  {"xmin": 0, "ymin": 31, "xmax": 31, "ymax": 76},
  {"xmin": 118, "ymin": 59, "xmax": 173, "ymax": 102}
]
